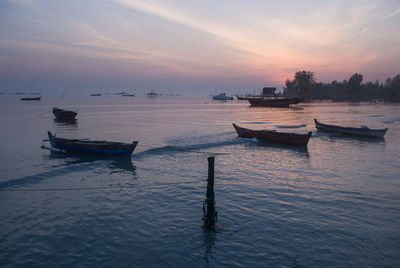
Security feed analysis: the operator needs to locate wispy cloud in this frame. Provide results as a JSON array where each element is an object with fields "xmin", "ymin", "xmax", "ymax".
[
  {"xmin": 384, "ymin": 7, "xmax": 400, "ymax": 18},
  {"xmin": 1, "ymin": 0, "xmax": 399, "ymax": 91},
  {"xmin": 112, "ymin": 0, "xmax": 245, "ymax": 43},
  {"xmin": 353, "ymin": 27, "xmax": 369, "ymax": 37}
]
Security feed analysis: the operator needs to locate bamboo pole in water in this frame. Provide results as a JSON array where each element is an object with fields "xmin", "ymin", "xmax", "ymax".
[{"xmin": 203, "ymin": 156, "xmax": 217, "ymax": 229}]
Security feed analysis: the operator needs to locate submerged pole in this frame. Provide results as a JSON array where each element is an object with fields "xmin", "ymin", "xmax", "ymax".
[{"xmin": 203, "ymin": 156, "xmax": 217, "ymax": 229}]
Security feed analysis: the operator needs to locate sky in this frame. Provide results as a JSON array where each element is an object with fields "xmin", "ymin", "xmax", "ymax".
[{"xmin": 0, "ymin": 0, "xmax": 399, "ymax": 94}]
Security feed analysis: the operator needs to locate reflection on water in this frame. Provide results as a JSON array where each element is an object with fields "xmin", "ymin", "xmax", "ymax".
[
  {"xmin": 0, "ymin": 96, "xmax": 399, "ymax": 267},
  {"xmin": 202, "ymin": 229, "xmax": 217, "ymax": 268},
  {"xmin": 313, "ymin": 130, "xmax": 387, "ymax": 144},
  {"xmin": 45, "ymin": 152, "xmax": 136, "ymax": 174},
  {"xmin": 53, "ymin": 118, "xmax": 78, "ymax": 132},
  {"xmin": 238, "ymin": 137, "xmax": 310, "ymax": 158},
  {"xmin": 53, "ymin": 118, "xmax": 77, "ymax": 125},
  {"xmin": 0, "ymin": 153, "xmax": 136, "ymax": 190}
]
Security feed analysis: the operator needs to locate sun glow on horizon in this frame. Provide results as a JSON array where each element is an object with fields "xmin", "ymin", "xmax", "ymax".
[{"xmin": 0, "ymin": 0, "xmax": 399, "ymax": 92}]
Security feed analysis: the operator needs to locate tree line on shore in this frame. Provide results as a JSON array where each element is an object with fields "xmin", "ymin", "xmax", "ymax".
[{"xmin": 283, "ymin": 71, "xmax": 400, "ymax": 102}]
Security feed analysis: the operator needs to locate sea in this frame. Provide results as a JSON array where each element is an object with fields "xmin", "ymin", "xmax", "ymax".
[{"xmin": 0, "ymin": 94, "xmax": 399, "ymax": 267}]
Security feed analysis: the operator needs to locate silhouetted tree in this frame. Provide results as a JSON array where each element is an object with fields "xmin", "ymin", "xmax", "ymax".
[
  {"xmin": 283, "ymin": 71, "xmax": 400, "ymax": 102},
  {"xmin": 346, "ymin": 73, "xmax": 363, "ymax": 99},
  {"xmin": 283, "ymin": 79, "xmax": 296, "ymax": 97},
  {"xmin": 294, "ymin": 71, "xmax": 316, "ymax": 99},
  {"xmin": 283, "ymin": 70, "xmax": 316, "ymax": 99},
  {"xmin": 384, "ymin": 74, "xmax": 400, "ymax": 102}
]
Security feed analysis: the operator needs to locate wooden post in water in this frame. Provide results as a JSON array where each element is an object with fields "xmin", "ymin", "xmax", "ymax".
[{"xmin": 203, "ymin": 156, "xmax": 217, "ymax": 229}]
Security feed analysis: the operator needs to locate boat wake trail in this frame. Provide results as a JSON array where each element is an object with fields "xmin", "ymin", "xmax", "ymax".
[
  {"xmin": 134, "ymin": 139, "xmax": 240, "ymax": 159},
  {"xmin": 382, "ymin": 117, "xmax": 400, "ymax": 124}
]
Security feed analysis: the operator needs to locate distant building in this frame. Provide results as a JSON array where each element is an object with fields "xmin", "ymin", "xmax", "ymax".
[{"xmin": 262, "ymin": 87, "xmax": 276, "ymax": 97}]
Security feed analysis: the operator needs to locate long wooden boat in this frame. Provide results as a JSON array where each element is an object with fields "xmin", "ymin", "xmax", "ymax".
[
  {"xmin": 45, "ymin": 131, "xmax": 138, "ymax": 156},
  {"xmin": 233, "ymin": 123, "xmax": 312, "ymax": 146},
  {"xmin": 20, "ymin": 97, "xmax": 41, "ymax": 101},
  {"xmin": 248, "ymin": 97, "xmax": 303, "ymax": 108},
  {"xmin": 52, "ymin": 107, "xmax": 77, "ymax": 121},
  {"xmin": 237, "ymin": 96, "xmax": 263, "ymax": 100},
  {"xmin": 314, "ymin": 119, "xmax": 388, "ymax": 138}
]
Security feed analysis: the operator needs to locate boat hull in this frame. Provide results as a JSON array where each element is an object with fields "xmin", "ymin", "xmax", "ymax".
[
  {"xmin": 47, "ymin": 131, "xmax": 138, "ymax": 156},
  {"xmin": 233, "ymin": 124, "xmax": 312, "ymax": 146},
  {"xmin": 248, "ymin": 98, "xmax": 303, "ymax": 107},
  {"xmin": 21, "ymin": 97, "xmax": 41, "ymax": 101},
  {"xmin": 52, "ymin": 107, "xmax": 77, "ymax": 121},
  {"xmin": 314, "ymin": 119, "xmax": 388, "ymax": 138},
  {"xmin": 237, "ymin": 96, "xmax": 263, "ymax": 101}
]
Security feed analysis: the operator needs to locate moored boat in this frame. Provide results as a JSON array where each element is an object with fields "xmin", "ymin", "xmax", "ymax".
[
  {"xmin": 44, "ymin": 131, "xmax": 138, "ymax": 156},
  {"xmin": 248, "ymin": 97, "xmax": 303, "ymax": 108},
  {"xmin": 237, "ymin": 96, "xmax": 263, "ymax": 100},
  {"xmin": 233, "ymin": 123, "xmax": 312, "ymax": 146},
  {"xmin": 314, "ymin": 119, "xmax": 388, "ymax": 138},
  {"xmin": 52, "ymin": 107, "xmax": 77, "ymax": 121},
  {"xmin": 20, "ymin": 97, "xmax": 41, "ymax": 101}
]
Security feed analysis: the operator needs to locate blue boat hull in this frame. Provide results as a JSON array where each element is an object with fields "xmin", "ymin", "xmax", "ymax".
[{"xmin": 47, "ymin": 131, "xmax": 138, "ymax": 156}]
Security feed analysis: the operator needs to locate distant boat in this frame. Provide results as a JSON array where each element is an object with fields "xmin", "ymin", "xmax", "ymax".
[
  {"xmin": 43, "ymin": 131, "xmax": 138, "ymax": 156},
  {"xmin": 147, "ymin": 90, "xmax": 159, "ymax": 97},
  {"xmin": 20, "ymin": 97, "xmax": 41, "ymax": 101},
  {"xmin": 248, "ymin": 97, "xmax": 303, "ymax": 108},
  {"xmin": 114, "ymin": 91, "xmax": 127, "ymax": 95},
  {"xmin": 52, "ymin": 107, "xmax": 77, "ymax": 121},
  {"xmin": 233, "ymin": 123, "xmax": 312, "ymax": 146},
  {"xmin": 121, "ymin": 94, "xmax": 135, "ymax": 97},
  {"xmin": 90, "ymin": 93, "xmax": 101, "ymax": 96},
  {"xmin": 314, "ymin": 119, "xmax": 388, "ymax": 138},
  {"xmin": 212, "ymin": 93, "xmax": 233, "ymax": 100}
]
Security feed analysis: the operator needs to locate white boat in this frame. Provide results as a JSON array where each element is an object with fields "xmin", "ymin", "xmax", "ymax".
[{"xmin": 212, "ymin": 93, "xmax": 233, "ymax": 100}]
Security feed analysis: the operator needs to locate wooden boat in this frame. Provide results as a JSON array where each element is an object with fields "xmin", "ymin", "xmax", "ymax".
[
  {"xmin": 45, "ymin": 131, "xmax": 138, "ymax": 156},
  {"xmin": 248, "ymin": 97, "xmax": 303, "ymax": 108},
  {"xmin": 233, "ymin": 123, "xmax": 312, "ymax": 146},
  {"xmin": 237, "ymin": 96, "xmax": 263, "ymax": 100},
  {"xmin": 52, "ymin": 107, "xmax": 77, "ymax": 121},
  {"xmin": 314, "ymin": 119, "xmax": 388, "ymax": 138},
  {"xmin": 212, "ymin": 93, "xmax": 233, "ymax": 100},
  {"xmin": 20, "ymin": 97, "xmax": 41, "ymax": 101},
  {"xmin": 121, "ymin": 94, "xmax": 135, "ymax": 97},
  {"xmin": 90, "ymin": 93, "xmax": 101, "ymax": 96}
]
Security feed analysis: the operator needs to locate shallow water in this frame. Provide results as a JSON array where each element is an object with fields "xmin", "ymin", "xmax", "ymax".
[{"xmin": 1, "ymin": 95, "xmax": 399, "ymax": 267}]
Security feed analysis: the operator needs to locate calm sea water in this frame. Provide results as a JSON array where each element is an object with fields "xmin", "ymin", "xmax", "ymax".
[{"xmin": 0, "ymin": 94, "xmax": 399, "ymax": 267}]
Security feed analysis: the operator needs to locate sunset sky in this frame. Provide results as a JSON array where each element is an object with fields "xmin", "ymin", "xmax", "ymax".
[{"xmin": 1, "ymin": 0, "xmax": 399, "ymax": 94}]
